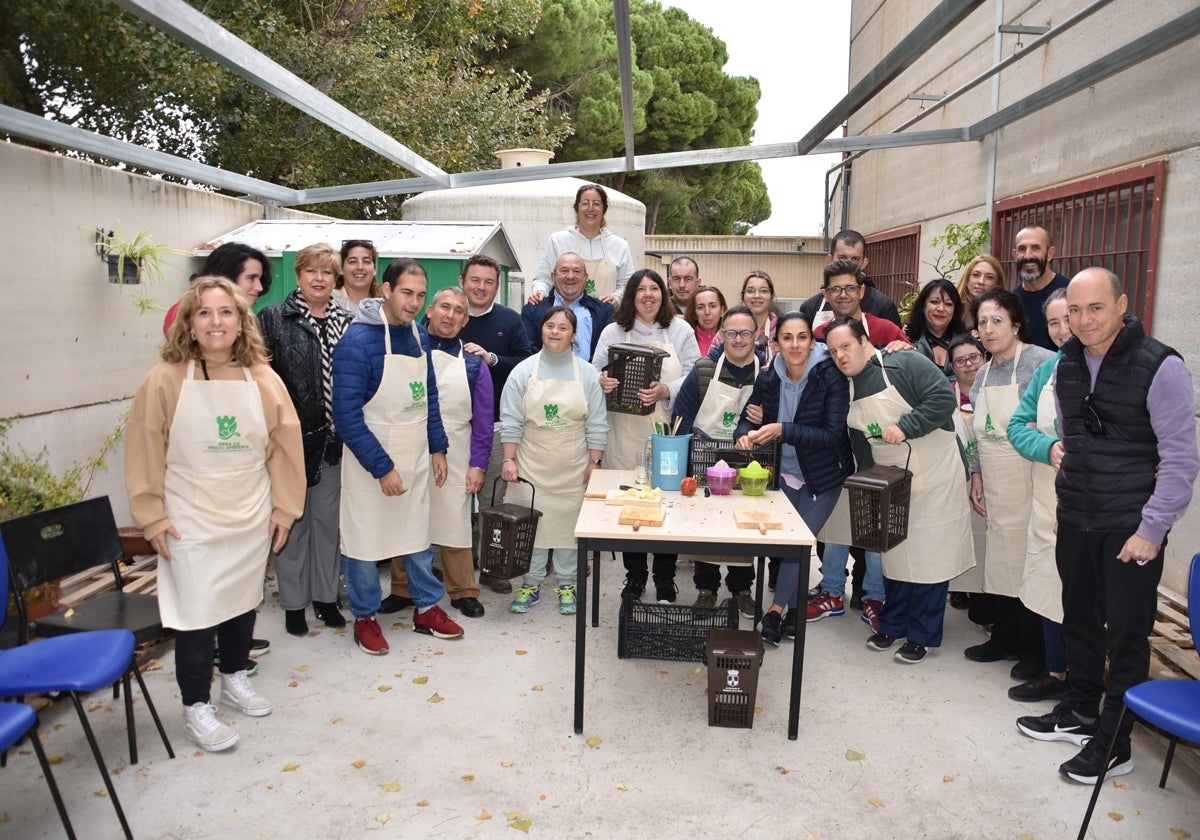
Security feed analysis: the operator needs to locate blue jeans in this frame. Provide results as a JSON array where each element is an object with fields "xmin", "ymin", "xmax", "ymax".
[
  {"xmin": 343, "ymin": 546, "xmax": 443, "ymax": 618},
  {"xmin": 772, "ymin": 484, "xmax": 840, "ymax": 610},
  {"xmin": 818, "ymin": 543, "xmax": 885, "ymax": 602}
]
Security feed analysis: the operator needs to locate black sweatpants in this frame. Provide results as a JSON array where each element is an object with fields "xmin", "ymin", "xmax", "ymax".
[{"xmin": 174, "ymin": 609, "xmax": 256, "ymax": 707}]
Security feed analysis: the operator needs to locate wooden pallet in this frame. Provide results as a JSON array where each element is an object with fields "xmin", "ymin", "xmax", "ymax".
[
  {"xmin": 1149, "ymin": 583, "xmax": 1198, "ymax": 681},
  {"xmin": 57, "ymin": 553, "xmax": 159, "ymax": 609}
]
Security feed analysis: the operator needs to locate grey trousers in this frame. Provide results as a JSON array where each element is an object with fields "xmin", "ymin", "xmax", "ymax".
[{"xmin": 276, "ymin": 463, "xmax": 342, "ymax": 610}]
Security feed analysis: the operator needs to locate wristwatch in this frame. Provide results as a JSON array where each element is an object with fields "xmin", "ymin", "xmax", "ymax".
[
  {"xmin": 591, "ymin": 458, "xmax": 604, "ymax": 466},
  {"xmin": 487, "ymin": 352, "xmax": 498, "ymax": 367}
]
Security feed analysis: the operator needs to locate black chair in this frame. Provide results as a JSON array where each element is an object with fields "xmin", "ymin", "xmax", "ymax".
[
  {"xmin": 1077, "ymin": 552, "xmax": 1200, "ymax": 838},
  {"xmin": 0, "ymin": 701, "xmax": 74, "ymax": 838},
  {"xmin": 2, "ymin": 496, "xmax": 174, "ymax": 764}
]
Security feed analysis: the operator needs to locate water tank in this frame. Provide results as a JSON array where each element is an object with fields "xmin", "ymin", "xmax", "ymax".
[{"xmin": 402, "ymin": 150, "xmax": 647, "ymax": 299}]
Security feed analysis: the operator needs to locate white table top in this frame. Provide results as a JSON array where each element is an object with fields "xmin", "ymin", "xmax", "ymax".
[{"xmin": 574, "ymin": 469, "xmax": 815, "ymax": 548}]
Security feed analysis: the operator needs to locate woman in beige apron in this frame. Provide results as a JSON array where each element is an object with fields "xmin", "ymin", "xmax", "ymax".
[
  {"xmin": 530, "ymin": 184, "xmax": 635, "ymax": 304},
  {"xmin": 501, "ymin": 307, "xmax": 608, "ymax": 614},
  {"xmin": 962, "ymin": 289, "xmax": 1054, "ymax": 673},
  {"xmin": 673, "ymin": 307, "xmax": 761, "ymax": 607},
  {"xmin": 946, "ymin": 335, "xmax": 989, "ymax": 601},
  {"xmin": 1007, "ymin": 288, "xmax": 1073, "ymax": 701},
  {"xmin": 595, "ymin": 270, "xmax": 697, "ymax": 602},
  {"xmin": 825, "ymin": 319, "xmax": 973, "ymax": 664},
  {"xmin": 336, "ymin": 265, "xmax": 458, "ymax": 655},
  {"xmin": 126, "ymin": 278, "xmax": 304, "ymax": 751}
]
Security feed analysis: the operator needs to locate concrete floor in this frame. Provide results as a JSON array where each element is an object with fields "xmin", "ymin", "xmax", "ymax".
[{"xmin": 3, "ymin": 563, "xmax": 1198, "ymax": 840}]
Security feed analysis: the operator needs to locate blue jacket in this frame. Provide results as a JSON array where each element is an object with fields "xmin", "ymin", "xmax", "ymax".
[
  {"xmin": 332, "ymin": 300, "xmax": 449, "ymax": 479},
  {"xmin": 522, "ymin": 293, "xmax": 614, "ymax": 361},
  {"xmin": 735, "ymin": 355, "xmax": 854, "ymax": 496}
]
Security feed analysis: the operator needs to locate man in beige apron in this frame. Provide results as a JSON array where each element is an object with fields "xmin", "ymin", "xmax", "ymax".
[
  {"xmin": 826, "ymin": 319, "xmax": 973, "ymax": 664},
  {"xmin": 332, "ymin": 261, "xmax": 459, "ymax": 656},
  {"xmin": 388, "ymin": 287, "xmax": 494, "ymax": 618},
  {"xmin": 671, "ymin": 305, "xmax": 761, "ymax": 609}
]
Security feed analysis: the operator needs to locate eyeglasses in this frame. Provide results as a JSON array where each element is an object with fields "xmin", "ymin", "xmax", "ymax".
[
  {"xmin": 341, "ymin": 239, "xmax": 374, "ymax": 251},
  {"xmin": 721, "ymin": 329, "xmax": 756, "ymax": 340},
  {"xmin": 1082, "ymin": 393, "xmax": 1105, "ymax": 435},
  {"xmin": 824, "ymin": 284, "xmax": 861, "ymax": 297},
  {"xmin": 951, "ymin": 353, "xmax": 985, "ymax": 368}
]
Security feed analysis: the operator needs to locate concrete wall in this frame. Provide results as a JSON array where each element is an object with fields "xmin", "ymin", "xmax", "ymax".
[
  {"xmin": 842, "ymin": 0, "xmax": 1200, "ymax": 593},
  {"xmin": 0, "ymin": 143, "xmax": 322, "ymax": 523}
]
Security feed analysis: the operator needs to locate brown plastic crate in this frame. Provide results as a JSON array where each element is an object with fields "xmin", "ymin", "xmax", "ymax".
[
  {"xmin": 706, "ymin": 628, "xmax": 764, "ymax": 728},
  {"xmin": 478, "ymin": 478, "xmax": 542, "ymax": 579},
  {"xmin": 604, "ymin": 343, "xmax": 671, "ymax": 416},
  {"xmin": 844, "ymin": 464, "xmax": 912, "ymax": 552},
  {"xmin": 689, "ymin": 436, "xmax": 781, "ymax": 491}
]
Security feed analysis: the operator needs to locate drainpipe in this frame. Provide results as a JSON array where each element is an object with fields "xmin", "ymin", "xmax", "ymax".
[{"xmin": 983, "ymin": 0, "xmax": 1004, "ymax": 252}]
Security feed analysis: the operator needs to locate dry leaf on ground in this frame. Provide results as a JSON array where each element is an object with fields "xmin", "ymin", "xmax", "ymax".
[
  {"xmin": 943, "ymin": 775, "xmax": 954, "ymax": 782},
  {"xmin": 379, "ymin": 780, "xmax": 401, "ymax": 792},
  {"xmin": 615, "ymin": 782, "xmax": 628, "ymax": 791},
  {"xmin": 378, "ymin": 685, "xmax": 393, "ymax": 693},
  {"xmin": 1108, "ymin": 812, "xmax": 1124, "ymax": 822},
  {"xmin": 352, "ymin": 760, "xmax": 366, "ymax": 769},
  {"xmin": 586, "ymin": 736, "xmax": 602, "ymax": 748},
  {"xmin": 776, "ymin": 766, "xmax": 789, "ymax": 775},
  {"xmin": 477, "ymin": 810, "xmax": 492, "ymax": 821},
  {"xmin": 412, "ymin": 675, "xmax": 429, "ymax": 685},
  {"xmin": 1170, "ymin": 829, "xmax": 1191, "ymax": 839},
  {"xmin": 461, "ymin": 774, "xmax": 475, "ymax": 782},
  {"xmin": 417, "ymin": 800, "xmax": 429, "ymax": 807},
  {"xmin": 427, "ymin": 693, "xmax": 444, "ymax": 703},
  {"xmin": 515, "ymin": 650, "xmax": 528, "ymax": 655},
  {"xmin": 845, "ymin": 750, "xmax": 866, "ymax": 761},
  {"xmin": 375, "ymin": 814, "xmax": 390, "ymax": 825},
  {"xmin": 282, "ymin": 763, "xmax": 300, "ymax": 772},
  {"xmin": 532, "ymin": 685, "xmax": 544, "ymax": 691},
  {"xmin": 509, "ymin": 818, "xmax": 532, "ymax": 832},
  {"xmin": 294, "ymin": 665, "xmax": 309, "ymax": 672},
  {"xmin": 501, "ymin": 761, "xmax": 515, "ymax": 767},
  {"xmin": 868, "ymin": 797, "xmax": 884, "ymax": 807}
]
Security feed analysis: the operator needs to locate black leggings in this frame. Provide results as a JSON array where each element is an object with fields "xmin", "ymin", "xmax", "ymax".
[{"xmin": 175, "ymin": 610, "xmax": 255, "ymax": 706}]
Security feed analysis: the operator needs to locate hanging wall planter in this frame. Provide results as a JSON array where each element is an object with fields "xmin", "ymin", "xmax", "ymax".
[
  {"xmin": 107, "ymin": 252, "xmax": 142, "ymax": 285},
  {"xmin": 94, "ymin": 227, "xmax": 189, "ymax": 313}
]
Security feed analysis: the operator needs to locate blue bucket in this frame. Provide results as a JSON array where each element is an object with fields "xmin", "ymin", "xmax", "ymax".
[{"xmin": 650, "ymin": 433, "xmax": 692, "ymax": 491}]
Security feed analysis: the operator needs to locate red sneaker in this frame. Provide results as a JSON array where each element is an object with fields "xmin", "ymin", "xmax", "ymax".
[
  {"xmin": 354, "ymin": 617, "xmax": 389, "ymax": 655},
  {"xmin": 413, "ymin": 605, "xmax": 464, "ymax": 639},
  {"xmin": 861, "ymin": 599, "xmax": 883, "ymax": 633},
  {"xmin": 805, "ymin": 593, "xmax": 845, "ymax": 622}
]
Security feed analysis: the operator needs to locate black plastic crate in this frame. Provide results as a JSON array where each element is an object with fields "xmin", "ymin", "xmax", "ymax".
[
  {"xmin": 689, "ymin": 436, "xmax": 782, "ymax": 491},
  {"xmin": 604, "ymin": 343, "xmax": 670, "ymax": 416},
  {"xmin": 617, "ymin": 596, "xmax": 738, "ymax": 662}
]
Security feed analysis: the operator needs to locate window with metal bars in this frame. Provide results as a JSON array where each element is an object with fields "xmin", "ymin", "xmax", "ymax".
[
  {"xmin": 992, "ymin": 161, "xmax": 1164, "ymax": 330},
  {"xmin": 865, "ymin": 224, "xmax": 920, "ymax": 308}
]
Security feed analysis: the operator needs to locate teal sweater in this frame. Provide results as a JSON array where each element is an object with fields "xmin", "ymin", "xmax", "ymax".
[{"xmin": 1005, "ymin": 351, "xmax": 1062, "ymax": 466}]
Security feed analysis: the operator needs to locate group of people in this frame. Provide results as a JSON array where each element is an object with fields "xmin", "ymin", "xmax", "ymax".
[{"xmin": 124, "ymin": 203, "xmax": 1197, "ymax": 794}]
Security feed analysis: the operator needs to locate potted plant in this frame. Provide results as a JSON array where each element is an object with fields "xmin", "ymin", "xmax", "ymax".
[
  {"xmin": 94, "ymin": 227, "xmax": 189, "ymax": 313},
  {"xmin": 1, "ymin": 416, "xmax": 125, "ymax": 620}
]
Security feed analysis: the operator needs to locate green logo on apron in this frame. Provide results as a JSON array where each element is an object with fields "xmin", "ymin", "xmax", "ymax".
[
  {"xmin": 981, "ymin": 412, "xmax": 1004, "ymax": 441},
  {"xmin": 585, "ymin": 278, "xmax": 596, "ymax": 294},
  {"xmin": 867, "ymin": 422, "xmax": 883, "ymax": 439},
  {"xmin": 409, "ymin": 381, "xmax": 426, "ymax": 402},
  {"xmin": 965, "ymin": 440, "xmax": 976, "ymax": 459},
  {"xmin": 216, "ymin": 415, "xmax": 240, "ymax": 440},
  {"xmin": 541, "ymin": 403, "xmax": 567, "ymax": 429},
  {"xmin": 545, "ymin": 404, "xmax": 559, "ymax": 421},
  {"xmin": 722, "ymin": 411, "xmax": 736, "ymax": 429}
]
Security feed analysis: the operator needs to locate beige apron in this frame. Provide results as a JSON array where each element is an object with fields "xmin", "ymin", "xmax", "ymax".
[
  {"xmin": 504, "ymin": 355, "xmax": 589, "ymax": 548},
  {"xmin": 160, "ymin": 361, "xmax": 271, "ymax": 630},
  {"xmin": 845, "ymin": 351, "xmax": 974, "ymax": 583},
  {"xmin": 813, "ymin": 297, "xmax": 834, "ymax": 330},
  {"xmin": 972, "ymin": 346, "xmax": 1033, "ymax": 596},
  {"xmin": 578, "ymin": 230, "xmax": 618, "ymax": 300},
  {"xmin": 605, "ymin": 328, "xmax": 683, "ymax": 470},
  {"xmin": 681, "ymin": 353, "xmax": 759, "ymax": 566},
  {"xmin": 340, "ymin": 320, "xmax": 431, "ymax": 561},
  {"xmin": 948, "ymin": 382, "xmax": 986, "ymax": 592},
  {"xmin": 427, "ymin": 343, "xmax": 472, "ymax": 548},
  {"xmin": 1019, "ymin": 376, "xmax": 1063, "ymax": 621}
]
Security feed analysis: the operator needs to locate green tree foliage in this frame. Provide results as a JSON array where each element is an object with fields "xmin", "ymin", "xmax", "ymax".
[
  {"xmin": 1, "ymin": 0, "xmax": 569, "ymax": 217},
  {"xmin": 501, "ymin": 0, "xmax": 770, "ymax": 234}
]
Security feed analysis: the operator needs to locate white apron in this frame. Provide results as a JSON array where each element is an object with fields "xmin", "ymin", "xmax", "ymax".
[
  {"xmin": 605, "ymin": 327, "xmax": 683, "ymax": 470},
  {"xmin": 340, "ymin": 320, "xmax": 431, "ymax": 561},
  {"xmin": 948, "ymin": 382, "xmax": 986, "ymax": 592},
  {"xmin": 578, "ymin": 230, "xmax": 618, "ymax": 300},
  {"xmin": 160, "ymin": 361, "xmax": 271, "ymax": 630},
  {"xmin": 845, "ymin": 352, "xmax": 974, "ymax": 583},
  {"xmin": 1019, "ymin": 376, "xmax": 1063, "ymax": 621},
  {"xmin": 972, "ymin": 347, "xmax": 1033, "ymax": 597},
  {"xmin": 812, "ymin": 297, "xmax": 834, "ymax": 330},
  {"xmin": 427, "ymin": 343, "xmax": 473, "ymax": 548},
  {"xmin": 681, "ymin": 353, "xmax": 759, "ymax": 566},
  {"xmin": 504, "ymin": 355, "xmax": 590, "ymax": 548}
]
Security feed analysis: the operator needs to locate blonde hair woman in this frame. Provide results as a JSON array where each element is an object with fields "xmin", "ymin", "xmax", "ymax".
[{"xmin": 954, "ymin": 255, "xmax": 1005, "ymax": 331}]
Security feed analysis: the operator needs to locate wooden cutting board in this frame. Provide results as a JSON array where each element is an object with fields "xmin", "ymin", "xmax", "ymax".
[
  {"xmin": 599, "ymin": 489, "xmax": 663, "ymax": 507},
  {"xmin": 618, "ymin": 505, "xmax": 667, "ymax": 528},
  {"xmin": 733, "ymin": 509, "xmax": 783, "ymax": 533}
]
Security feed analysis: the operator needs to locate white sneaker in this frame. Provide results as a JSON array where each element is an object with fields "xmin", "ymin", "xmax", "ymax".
[
  {"xmin": 220, "ymin": 670, "xmax": 273, "ymax": 717},
  {"xmin": 183, "ymin": 702, "xmax": 239, "ymax": 752}
]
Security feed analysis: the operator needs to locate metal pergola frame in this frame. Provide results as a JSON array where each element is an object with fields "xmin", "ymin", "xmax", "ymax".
[{"xmin": 1, "ymin": 0, "xmax": 1197, "ymax": 211}]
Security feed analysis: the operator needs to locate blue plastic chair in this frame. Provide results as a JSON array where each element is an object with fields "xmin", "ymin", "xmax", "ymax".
[
  {"xmin": 0, "ymin": 538, "xmax": 139, "ymax": 839},
  {"xmin": 0, "ymin": 701, "xmax": 74, "ymax": 838},
  {"xmin": 1077, "ymin": 552, "xmax": 1200, "ymax": 838}
]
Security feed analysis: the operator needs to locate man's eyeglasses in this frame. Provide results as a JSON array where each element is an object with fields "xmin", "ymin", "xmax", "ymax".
[
  {"xmin": 721, "ymin": 329, "xmax": 756, "ymax": 340},
  {"xmin": 1082, "ymin": 393, "xmax": 1105, "ymax": 435},
  {"xmin": 824, "ymin": 284, "xmax": 861, "ymax": 297},
  {"xmin": 951, "ymin": 353, "xmax": 985, "ymax": 368}
]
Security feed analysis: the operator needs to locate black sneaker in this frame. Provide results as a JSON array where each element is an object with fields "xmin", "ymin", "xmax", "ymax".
[
  {"xmin": 894, "ymin": 641, "xmax": 928, "ymax": 664},
  {"xmin": 1008, "ymin": 673, "xmax": 1068, "ymax": 702},
  {"xmin": 1059, "ymin": 737, "xmax": 1133, "ymax": 784},
  {"xmin": 654, "ymin": 579, "xmax": 678, "ymax": 604},
  {"xmin": 621, "ymin": 577, "xmax": 645, "ymax": 600},
  {"xmin": 249, "ymin": 639, "xmax": 271, "ymax": 658},
  {"xmin": 805, "ymin": 584, "xmax": 822, "ymax": 602},
  {"xmin": 781, "ymin": 609, "xmax": 799, "ymax": 639},
  {"xmin": 760, "ymin": 611, "xmax": 783, "ymax": 647},
  {"xmin": 1016, "ymin": 701, "xmax": 1098, "ymax": 746},
  {"xmin": 866, "ymin": 632, "xmax": 897, "ymax": 651}
]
